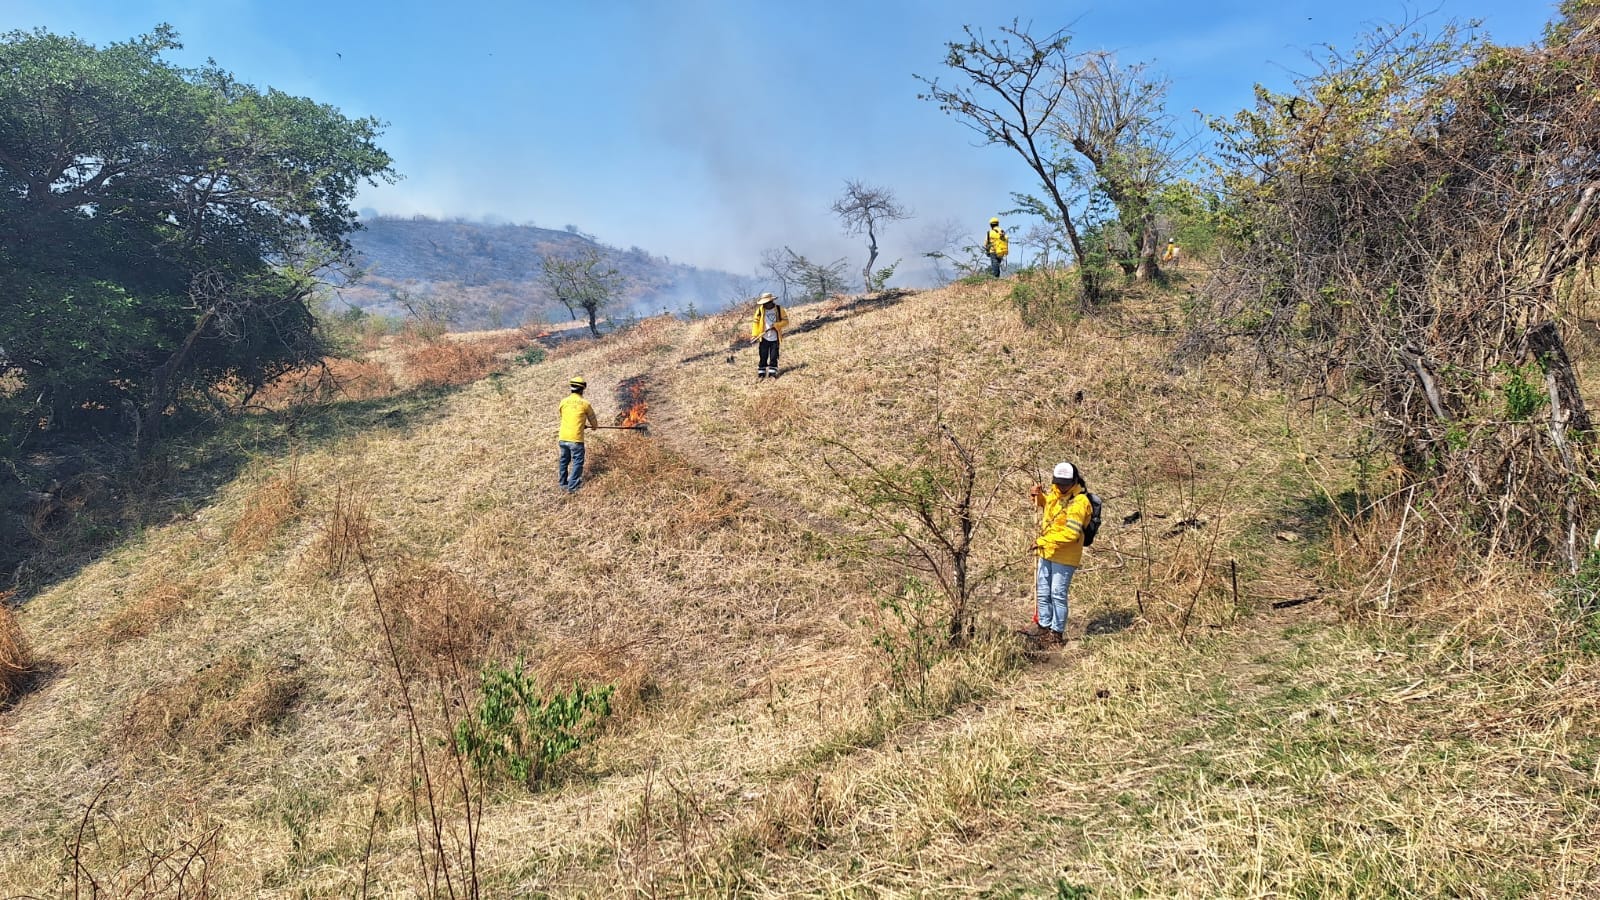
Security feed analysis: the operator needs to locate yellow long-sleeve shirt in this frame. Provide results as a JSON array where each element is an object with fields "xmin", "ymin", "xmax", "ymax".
[
  {"xmin": 559, "ymin": 393, "xmax": 598, "ymax": 442},
  {"xmin": 1036, "ymin": 484, "xmax": 1092, "ymax": 567}
]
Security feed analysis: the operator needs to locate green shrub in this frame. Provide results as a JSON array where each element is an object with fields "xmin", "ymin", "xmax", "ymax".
[
  {"xmin": 1499, "ymin": 361, "xmax": 1548, "ymax": 421},
  {"xmin": 517, "ymin": 346, "xmax": 547, "ymax": 366},
  {"xmin": 1008, "ymin": 267, "xmax": 1080, "ymax": 334},
  {"xmin": 452, "ymin": 659, "xmax": 613, "ymax": 789}
]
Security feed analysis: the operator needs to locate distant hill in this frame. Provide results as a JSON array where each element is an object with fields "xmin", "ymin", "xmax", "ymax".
[{"xmin": 339, "ymin": 216, "xmax": 749, "ymax": 329}]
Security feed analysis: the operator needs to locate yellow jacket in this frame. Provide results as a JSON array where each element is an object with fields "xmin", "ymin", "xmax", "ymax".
[
  {"xmin": 751, "ymin": 304, "xmax": 789, "ymax": 341},
  {"xmin": 985, "ymin": 226, "xmax": 1009, "ymax": 258},
  {"xmin": 1036, "ymin": 484, "xmax": 1092, "ymax": 566},
  {"xmin": 559, "ymin": 393, "xmax": 597, "ymax": 442}
]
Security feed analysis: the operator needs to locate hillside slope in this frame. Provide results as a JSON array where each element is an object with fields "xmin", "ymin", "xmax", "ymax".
[
  {"xmin": 341, "ymin": 216, "xmax": 746, "ymax": 328},
  {"xmin": 2, "ymin": 279, "xmax": 1597, "ymax": 895}
]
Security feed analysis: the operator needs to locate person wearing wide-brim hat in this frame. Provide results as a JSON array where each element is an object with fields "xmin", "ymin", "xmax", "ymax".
[{"xmin": 749, "ymin": 293, "xmax": 789, "ymax": 380}]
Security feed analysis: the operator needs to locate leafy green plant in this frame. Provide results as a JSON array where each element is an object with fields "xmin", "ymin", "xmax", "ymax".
[
  {"xmin": 870, "ymin": 578, "xmax": 950, "ymax": 707},
  {"xmin": 451, "ymin": 659, "xmax": 614, "ymax": 788},
  {"xmin": 867, "ymin": 259, "xmax": 901, "ymax": 292},
  {"xmin": 1008, "ymin": 267, "xmax": 1081, "ymax": 335},
  {"xmin": 1499, "ymin": 361, "xmax": 1548, "ymax": 421},
  {"xmin": 517, "ymin": 346, "xmax": 547, "ymax": 366}
]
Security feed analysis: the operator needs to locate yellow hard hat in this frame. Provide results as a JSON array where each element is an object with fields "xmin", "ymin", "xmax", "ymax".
[
  {"xmin": 569, "ymin": 376, "xmax": 586, "ymax": 388},
  {"xmin": 989, "ymin": 217, "xmax": 1000, "ymax": 225}
]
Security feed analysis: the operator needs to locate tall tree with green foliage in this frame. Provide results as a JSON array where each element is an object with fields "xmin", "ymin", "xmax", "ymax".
[
  {"xmin": 0, "ymin": 25, "xmax": 394, "ymax": 457},
  {"xmin": 540, "ymin": 248, "xmax": 625, "ymax": 338}
]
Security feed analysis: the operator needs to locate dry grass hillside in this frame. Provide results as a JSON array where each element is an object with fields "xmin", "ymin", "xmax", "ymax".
[{"xmin": 2, "ymin": 277, "xmax": 1598, "ymax": 896}]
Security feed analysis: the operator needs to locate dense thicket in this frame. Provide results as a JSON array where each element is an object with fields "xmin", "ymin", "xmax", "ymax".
[
  {"xmin": 1208, "ymin": 3, "xmax": 1600, "ymax": 567},
  {"xmin": 0, "ymin": 26, "xmax": 393, "ymax": 456}
]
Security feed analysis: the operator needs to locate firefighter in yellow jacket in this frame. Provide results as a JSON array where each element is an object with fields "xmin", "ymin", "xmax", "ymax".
[
  {"xmin": 750, "ymin": 292, "xmax": 789, "ymax": 379},
  {"xmin": 1025, "ymin": 461, "xmax": 1093, "ymax": 645},
  {"xmin": 984, "ymin": 217, "xmax": 1008, "ymax": 278},
  {"xmin": 558, "ymin": 376, "xmax": 599, "ymax": 493}
]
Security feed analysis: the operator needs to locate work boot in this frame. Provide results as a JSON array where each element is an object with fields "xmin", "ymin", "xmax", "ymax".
[
  {"xmin": 1042, "ymin": 630, "xmax": 1065, "ymax": 647},
  {"xmin": 1018, "ymin": 623, "xmax": 1050, "ymax": 638}
]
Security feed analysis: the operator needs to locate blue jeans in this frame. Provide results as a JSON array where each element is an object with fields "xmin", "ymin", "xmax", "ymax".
[
  {"xmin": 558, "ymin": 440, "xmax": 586, "ymax": 492},
  {"xmin": 1036, "ymin": 558, "xmax": 1076, "ymax": 633},
  {"xmin": 988, "ymin": 254, "xmax": 1003, "ymax": 278}
]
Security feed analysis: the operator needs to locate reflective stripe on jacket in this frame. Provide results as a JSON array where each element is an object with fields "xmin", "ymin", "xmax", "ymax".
[
  {"xmin": 1036, "ymin": 484, "xmax": 1092, "ymax": 566},
  {"xmin": 985, "ymin": 226, "xmax": 1009, "ymax": 257},
  {"xmin": 751, "ymin": 304, "xmax": 789, "ymax": 340},
  {"xmin": 559, "ymin": 393, "xmax": 597, "ymax": 442}
]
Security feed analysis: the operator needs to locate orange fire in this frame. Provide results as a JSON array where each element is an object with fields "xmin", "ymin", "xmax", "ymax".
[{"xmin": 617, "ymin": 380, "xmax": 649, "ymax": 428}]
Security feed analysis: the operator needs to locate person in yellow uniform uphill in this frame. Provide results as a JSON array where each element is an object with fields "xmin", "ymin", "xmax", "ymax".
[
  {"xmin": 750, "ymin": 292, "xmax": 789, "ymax": 379},
  {"xmin": 1025, "ymin": 461, "xmax": 1093, "ymax": 646},
  {"xmin": 558, "ymin": 376, "xmax": 599, "ymax": 493},
  {"xmin": 984, "ymin": 217, "xmax": 1008, "ymax": 278}
]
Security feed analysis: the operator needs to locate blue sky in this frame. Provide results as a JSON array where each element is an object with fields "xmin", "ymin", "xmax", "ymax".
[{"xmin": 0, "ymin": 0, "xmax": 1561, "ymax": 280}]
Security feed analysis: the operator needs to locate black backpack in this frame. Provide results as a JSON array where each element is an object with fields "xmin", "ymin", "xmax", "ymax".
[{"xmin": 1080, "ymin": 480, "xmax": 1104, "ymax": 547}]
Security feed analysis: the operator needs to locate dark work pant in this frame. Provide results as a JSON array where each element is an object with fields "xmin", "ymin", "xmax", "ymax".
[
  {"xmin": 558, "ymin": 440, "xmax": 586, "ymax": 491},
  {"xmin": 758, "ymin": 339, "xmax": 780, "ymax": 373},
  {"xmin": 989, "ymin": 254, "xmax": 1003, "ymax": 278}
]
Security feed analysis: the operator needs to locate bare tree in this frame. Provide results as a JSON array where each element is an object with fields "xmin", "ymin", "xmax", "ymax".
[
  {"xmin": 1057, "ymin": 52, "xmax": 1188, "ymax": 281},
  {"xmin": 918, "ymin": 218, "xmax": 979, "ymax": 286},
  {"xmin": 758, "ymin": 248, "xmax": 798, "ymax": 303},
  {"xmin": 917, "ymin": 21, "xmax": 1100, "ymax": 303},
  {"xmin": 540, "ymin": 248, "xmax": 624, "ymax": 338},
  {"xmin": 830, "ymin": 180, "xmax": 911, "ymax": 291},
  {"xmin": 760, "ymin": 247, "xmax": 849, "ymax": 303}
]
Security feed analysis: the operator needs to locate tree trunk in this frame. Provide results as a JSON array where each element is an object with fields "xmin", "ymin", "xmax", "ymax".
[
  {"xmin": 1133, "ymin": 215, "xmax": 1163, "ymax": 282},
  {"xmin": 864, "ymin": 225, "xmax": 879, "ymax": 292},
  {"xmin": 1021, "ymin": 135, "xmax": 1100, "ymax": 305},
  {"xmin": 136, "ymin": 306, "xmax": 217, "ymax": 460},
  {"xmin": 1527, "ymin": 321, "xmax": 1593, "ymax": 571},
  {"xmin": 585, "ymin": 306, "xmax": 601, "ymax": 338}
]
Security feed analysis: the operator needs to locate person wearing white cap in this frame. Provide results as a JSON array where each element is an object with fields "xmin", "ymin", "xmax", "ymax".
[{"xmin": 1024, "ymin": 461, "xmax": 1093, "ymax": 646}]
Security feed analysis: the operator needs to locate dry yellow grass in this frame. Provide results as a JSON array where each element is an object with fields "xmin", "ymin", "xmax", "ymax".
[
  {"xmin": 0, "ymin": 596, "xmax": 32, "ymax": 706},
  {"xmin": 118, "ymin": 651, "xmax": 302, "ymax": 759},
  {"xmin": 0, "ymin": 279, "xmax": 1595, "ymax": 895}
]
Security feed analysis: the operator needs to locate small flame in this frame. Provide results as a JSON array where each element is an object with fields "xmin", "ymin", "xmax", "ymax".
[{"xmin": 617, "ymin": 379, "xmax": 648, "ymax": 428}]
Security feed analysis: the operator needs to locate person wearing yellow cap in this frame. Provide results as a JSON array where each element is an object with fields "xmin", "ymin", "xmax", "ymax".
[
  {"xmin": 750, "ymin": 292, "xmax": 789, "ymax": 379},
  {"xmin": 984, "ymin": 217, "xmax": 1008, "ymax": 278},
  {"xmin": 558, "ymin": 376, "xmax": 599, "ymax": 493},
  {"xmin": 1023, "ymin": 461, "xmax": 1093, "ymax": 646}
]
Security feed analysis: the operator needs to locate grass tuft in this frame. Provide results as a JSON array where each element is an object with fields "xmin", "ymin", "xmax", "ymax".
[
  {"xmin": 227, "ymin": 469, "xmax": 306, "ymax": 556},
  {"xmin": 383, "ymin": 559, "xmax": 513, "ymax": 674},
  {"xmin": 310, "ymin": 486, "xmax": 373, "ymax": 578},
  {"xmin": 118, "ymin": 651, "xmax": 302, "ymax": 758},
  {"xmin": 0, "ymin": 596, "xmax": 33, "ymax": 707}
]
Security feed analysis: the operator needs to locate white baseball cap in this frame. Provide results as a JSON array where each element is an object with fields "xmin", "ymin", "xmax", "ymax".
[{"xmin": 1052, "ymin": 462, "xmax": 1076, "ymax": 481}]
